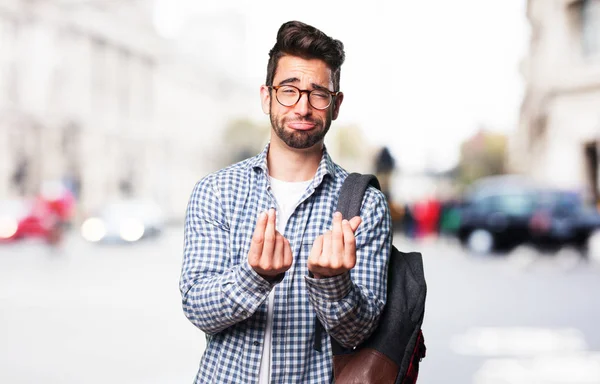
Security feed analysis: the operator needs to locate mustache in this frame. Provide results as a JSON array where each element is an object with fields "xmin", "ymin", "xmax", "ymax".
[{"xmin": 283, "ymin": 117, "xmax": 320, "ymax": 125}]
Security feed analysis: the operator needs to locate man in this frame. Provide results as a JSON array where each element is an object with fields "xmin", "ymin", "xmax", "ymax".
[{"xmin": 180, "ymin": 20, "xmax": 392, "ymax": 383}]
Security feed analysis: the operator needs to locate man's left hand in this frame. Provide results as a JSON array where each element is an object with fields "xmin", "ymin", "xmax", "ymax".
[{"xmin": 308, "ymin": 212, "xmax": 362, "ymax": 279}]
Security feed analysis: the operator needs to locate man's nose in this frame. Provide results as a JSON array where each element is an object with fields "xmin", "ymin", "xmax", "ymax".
[{"xmin": 294, "ymin": 92, "xmax": 311, "ymax": 115}]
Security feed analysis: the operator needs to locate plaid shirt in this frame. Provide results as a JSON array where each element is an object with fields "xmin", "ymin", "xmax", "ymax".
[{"xmin": 180, "ymin": 144, "xmax": 392, "ymax": 384}]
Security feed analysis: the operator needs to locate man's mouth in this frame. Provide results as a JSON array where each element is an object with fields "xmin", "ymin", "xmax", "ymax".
[{"xmin": 287, "ymin": 121, "xmax": 316, "ymax": 131}]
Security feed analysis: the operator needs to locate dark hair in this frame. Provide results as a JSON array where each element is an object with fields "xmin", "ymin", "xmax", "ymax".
[{"xmin": 266, "ymin": 21, "xmax": 345, "ymax": 91}]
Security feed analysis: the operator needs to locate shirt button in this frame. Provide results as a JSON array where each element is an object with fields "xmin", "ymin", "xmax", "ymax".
[
  {"xmin": 241, "ymin": 311, "xmax": 247, "ymax": 317},
  {"xmin": 253, "ymin": 341, "xmax": 260, "ymax": 347}
]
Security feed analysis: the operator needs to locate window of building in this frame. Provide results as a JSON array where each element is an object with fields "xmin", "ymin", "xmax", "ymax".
[
  {"xmin": 582, "ymin": 0, "xmax": 600, "ymax": 57},
  {"xmin": 91, "ymin": 38, "xmax": 108, "ymax": 114},
  {"xmin": 0, "ymin": 18, "xmax": 20, "ymax": 105}
]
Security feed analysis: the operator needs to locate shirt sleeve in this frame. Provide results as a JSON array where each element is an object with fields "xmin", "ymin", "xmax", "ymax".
[
  {"xmin": 304, "ymin": 188, "xmax": 392, "ymax": 348},
  {"xmin": 179, "ymin": 176, "xmax": 276, "ymax": 335}
]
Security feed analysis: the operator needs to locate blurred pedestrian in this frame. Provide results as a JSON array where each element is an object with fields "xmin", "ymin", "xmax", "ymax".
[
  {"xmin": 402, "ymin": 202, "xmax": 416, "ymax": 239},
  {"xmin": 179, "ymin": 21, "xmax": 392, "ymax": 384},
  {"xmin": 413, "ymin": 197, "xmax": 441, "ymax": 239},
  {"xmin": 36, "ymin": 180, "xmax": 76, "ymax": 248},
  {"xmin": 438, "ymin": 199, "xmax": 461, "ymax": 238},
  {"xmin": 374, "ymin": 146, "xmax": 396, "ymax": 201}
]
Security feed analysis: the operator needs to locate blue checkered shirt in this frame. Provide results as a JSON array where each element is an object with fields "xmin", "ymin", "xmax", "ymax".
[{"xmin": 180, "ymin": 144, "xmax": 392, "ymax": 383}]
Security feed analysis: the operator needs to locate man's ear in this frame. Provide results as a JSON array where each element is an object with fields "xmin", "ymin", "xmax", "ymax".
[
  {"xmin": 331, "ymin": 92, "xmax": 344, "ymax": 120},
  {"xmin": 260, "ymin": 85, "xmax": 271, "ymax": 114}
]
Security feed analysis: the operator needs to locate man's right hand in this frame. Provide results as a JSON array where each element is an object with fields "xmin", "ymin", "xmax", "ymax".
[{"xmin": 248, "ymin": 208, "xmax": 293, "ymax": 280}]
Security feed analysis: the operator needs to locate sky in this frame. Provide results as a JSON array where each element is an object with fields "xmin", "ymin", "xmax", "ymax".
[{"xmin": 154, "ymin": 0, "xmax": 530, "ymax": 173}]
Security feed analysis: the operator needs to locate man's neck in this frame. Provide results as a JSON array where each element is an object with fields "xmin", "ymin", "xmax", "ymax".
[{"xmin": 267, "ymin": 139, "xmax": 322, "ymax": 182}]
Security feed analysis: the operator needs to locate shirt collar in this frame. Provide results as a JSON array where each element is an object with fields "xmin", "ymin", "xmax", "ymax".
[{"xmin": 250, "ymin": 142, "xmax": 336, "ymax": 188}]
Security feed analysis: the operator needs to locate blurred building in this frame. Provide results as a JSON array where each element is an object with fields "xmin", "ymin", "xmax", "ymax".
[
  {"xmin": 0, "ymin": 0, "xmax": 250, "ymax": 221},
  {"xmin": 512, "ymin": 0, "xmax": 600, "ymax": 203}
]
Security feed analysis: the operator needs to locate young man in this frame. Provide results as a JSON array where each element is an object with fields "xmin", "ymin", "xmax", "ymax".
[{"xmin": 180, "ymin": 20, "xmax": 392, "ymax": 383}]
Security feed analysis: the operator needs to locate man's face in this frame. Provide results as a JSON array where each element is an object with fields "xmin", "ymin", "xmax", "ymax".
[{"xmin": 260, "ymin": 55, "xmax": 344, "ymax": 150}]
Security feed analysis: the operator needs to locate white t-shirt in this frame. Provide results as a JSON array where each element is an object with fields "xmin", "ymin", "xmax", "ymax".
[{"xmin": 258, "ymin": 176, "xmax": 312, "ymax": 384}]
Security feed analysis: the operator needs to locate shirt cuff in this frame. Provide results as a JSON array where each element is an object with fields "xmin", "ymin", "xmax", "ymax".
[
  {"xmin": 304, "ymin": 272, "xmax": 352, "ymax": 302},
  {"xmin": 236, "ymin": 260, "xmax": 278, "ymax": 297}
]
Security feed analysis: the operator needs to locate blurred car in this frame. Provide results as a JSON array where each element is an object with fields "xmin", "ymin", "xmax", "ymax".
[
  {"xmin": 456, "ymin": 175, "xmax": 600, "ymax": 254},
  {"xmin": 80, "ymin": 199, "xmax": 165, "ymax": 244},
  {"xmin": 0, "ymin": 199, "xmax": 56, "ymax": 242},
  {"xmin": 529, "ymin": 189, "xmax": 600, "ymax": 249},
  {"xmin": 457, "ymin": 176, "xmax": 536, "ymax": 253}
]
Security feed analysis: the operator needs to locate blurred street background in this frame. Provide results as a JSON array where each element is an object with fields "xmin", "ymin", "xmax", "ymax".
[
  {"xmin": 2, "ymin": 0, "xmax": 600, "ymax": 383},
  {"xmin": 2, "ymin": 231, "xmax": 600, "ymax": 384}
]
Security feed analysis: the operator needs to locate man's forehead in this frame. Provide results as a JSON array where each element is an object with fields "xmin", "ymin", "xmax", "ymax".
[{"xmin": 273, "ymin": 56, "xmax": 333, "ymax": 86}]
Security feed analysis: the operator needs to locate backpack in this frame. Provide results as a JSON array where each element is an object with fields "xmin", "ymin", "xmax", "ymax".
[{"xmin": 315, "ymin": 173, "xmax": 427, "ymax": 384}]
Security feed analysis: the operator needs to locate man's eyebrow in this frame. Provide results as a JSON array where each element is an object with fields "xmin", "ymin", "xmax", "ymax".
[
  {"xmin": 310, "ymin": 83, "xmax": 331, "ymax": 92},
  {"xmin": 277, "ymin": 78, "xmax": 332, "ymax": 91},
  {"xmin": 277, "ymin": 77, "xmax": 300, "ymax": 86}
]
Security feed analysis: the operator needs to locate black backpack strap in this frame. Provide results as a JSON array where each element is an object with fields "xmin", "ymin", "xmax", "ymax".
[
  {"xmin": 313, "ymin": 173, "xmax": 381, "ymax": 353},
  {"xmin": 337, "ymin": 173, "xmax": 381, "ymax": 219}
]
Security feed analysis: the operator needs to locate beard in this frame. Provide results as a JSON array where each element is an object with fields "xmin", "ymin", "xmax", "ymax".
[{"xmin": 270, "ymin": 112, "xmax": 332, "ymax": 149}]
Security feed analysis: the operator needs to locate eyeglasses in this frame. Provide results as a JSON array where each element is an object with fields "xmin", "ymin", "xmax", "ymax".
[{"xmin": 268, "ymin": 85, "xmax": 339, "ymax": 110}]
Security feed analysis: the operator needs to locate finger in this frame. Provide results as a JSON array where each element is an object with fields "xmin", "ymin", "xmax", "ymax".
[
  {"xmin": 248, "ymin": 211, "xmax": 268, "ymax": 264},
  {"xmin": 321, "ymin": 231, "xmax": 333, "ymax": 266},
  {"xmin": 308, "ymin": 235, "xmax": 324, "ymax": 268},
  {"xmin": 342, "ymin": 219, "xmax": 357, "ymax": 270},
  {"xmin": 273, "ymin": 232, "xmax": 284, "ymax": 270},
  {"xmin": 261, "ymin": 208, "xmax": 276, "ymax": 258},
  {"xmin": 349, "ymin": 216, "xmax": 362, "ymax": 232},
  {"xmin": 332, "ymin": 212, "xmax": 344, "ymax": 259},
  {"xmin": 283, "ymin": 237, "xmax": 293, "ymax": 269}
]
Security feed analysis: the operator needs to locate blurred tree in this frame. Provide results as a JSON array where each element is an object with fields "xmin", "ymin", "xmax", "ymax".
[
  {"xmin": 220, "ymin": 118, "xmax": 270, "ymax": 166},
  {"xmin": 327, "ymin": 124, "xmax": 364, "ymax": 159},
  {"xmin": 326, "ymin": 124, "xmax": 376, "ymax": 174},
  {"xmin": 457, "ymin": 128, "xmax": 508, "ymax": 186}
]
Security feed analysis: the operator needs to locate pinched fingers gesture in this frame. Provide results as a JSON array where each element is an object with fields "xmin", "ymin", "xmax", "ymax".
[
  {"xmin": 248, "ymin": 208, "xmax": 293, "ymax": 279},
  {"xmin": 308, "ymin": 212, "xmax": 362, "ymax": 279}
]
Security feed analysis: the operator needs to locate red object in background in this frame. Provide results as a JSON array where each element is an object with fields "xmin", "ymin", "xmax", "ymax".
[
  {"xmin": 0, "ymin": 200, "xmax": 52, "ymax": 242},
  {"xmin": 33, "ymin": 192, "xmax": 75, "ymax": 223},
  {"xmin": 16, "ymin": 209, "xmax": 53, "ymax": 239},
  {"xmin": 43, "ymin": 192, "xmax": 75, "ymax": 222},
  {"xmin": 33, "ymin": 186, "xmax": 76, "ymax": 244},
  {"xmin": 0, "ymin": 183, "xmax": 75, "ymax": 243},
  {"xmin": 413, "ymin": 198, "xmax": 442, "ymax": 238}
]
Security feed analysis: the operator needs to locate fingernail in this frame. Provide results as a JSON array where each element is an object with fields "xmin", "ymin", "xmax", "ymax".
[
  {"xmin": 342, "ymin": 219, "xmax": 349, "ymax": 225},
  {"xmin": 259, "ymin": 211, "xmax": 266, "ymax": 220},
  {"xmin": 334, "ymin": 212, "xmax": 342, "ymax": 218}
]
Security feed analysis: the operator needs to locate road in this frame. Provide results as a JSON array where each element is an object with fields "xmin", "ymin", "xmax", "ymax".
[{"xmin": 1, "ymin": 228, "xmax": 599, "ymax": 383}]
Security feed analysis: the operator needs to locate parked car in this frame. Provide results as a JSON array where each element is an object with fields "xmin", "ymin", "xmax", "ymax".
[
  {"xmin": 529, "ymin": 189, "xmax": 600, "ymax": 250},
  {"xmin": 457, "ymin": 177, "xmax": 536, "ymax": 253},
  {"xmin": 456, "ymin": 175, "xmax": 600, "ymax": 255},
  {"xmin": 80, "ymin": 199, "xmax": 165, "ymax": 244},
  {"xmin": 0, "ymin": 199, "xmax": 56, "ymax": 243},
  {"xmin": 1, "ymin": 181, "xmax": 75, "ymax": 244}
]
